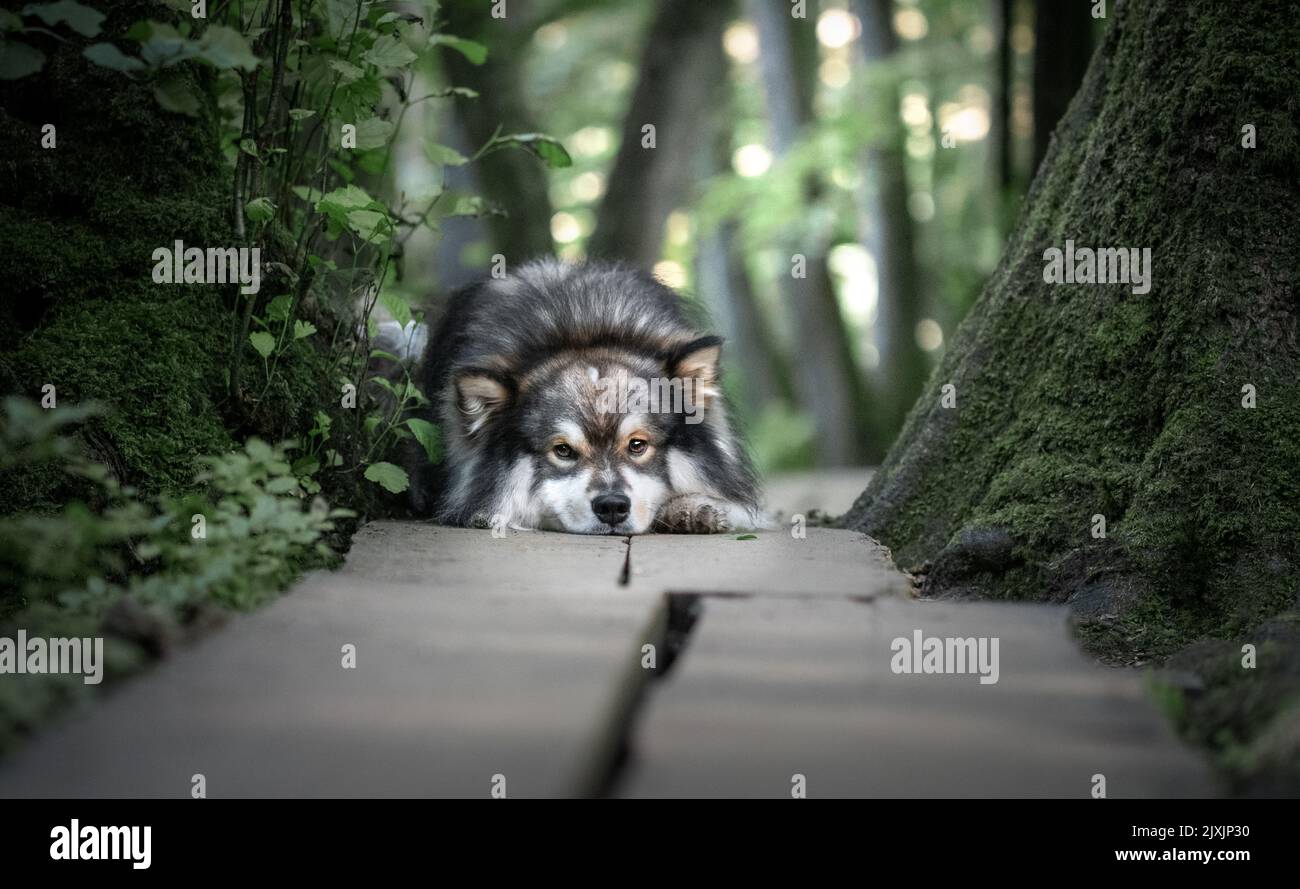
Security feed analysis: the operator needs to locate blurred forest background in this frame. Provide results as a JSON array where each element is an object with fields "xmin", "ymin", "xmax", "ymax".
[{"xmin": 392, "ymin": 0, "xmax": 1103, "ymax": 473}]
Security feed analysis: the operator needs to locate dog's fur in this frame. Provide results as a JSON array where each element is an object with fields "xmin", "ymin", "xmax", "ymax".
[{"xmin": 406, "ymin": 259, "xmax": 765, "ymax": 534}]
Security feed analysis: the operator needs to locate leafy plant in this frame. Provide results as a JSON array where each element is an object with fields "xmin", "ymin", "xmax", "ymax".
[
  {"xmin": 12, "ymin": 3, "xmax": 569, "ymax": 499},
  {"xmin": 0, "ymin": 397, "xmax": 353, "ymax": 619}
]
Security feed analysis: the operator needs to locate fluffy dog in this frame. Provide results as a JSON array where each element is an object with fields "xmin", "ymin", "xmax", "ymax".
[{"xmin": 406, "ymin": 259, "xmax": 765, "ymax": 534}]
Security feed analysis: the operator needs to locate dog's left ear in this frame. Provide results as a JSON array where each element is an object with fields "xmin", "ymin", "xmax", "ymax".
[
  {"xmin": 453, "ymin": 367, "xmax": 513, "ymax": 438},
  {"xmin": 665, "ymin": 335, "xmax": 724, "ymax": 404}
]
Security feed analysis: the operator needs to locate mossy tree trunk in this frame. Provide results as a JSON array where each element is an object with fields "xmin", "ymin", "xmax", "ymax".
[{"xmin": 844, "ymin": 0, "xmax": 1300, "ymax": 656}]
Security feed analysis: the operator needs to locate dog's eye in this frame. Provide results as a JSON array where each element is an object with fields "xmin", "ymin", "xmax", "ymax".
[
  {"xmin": 553, "ymin": 443, "xmax": 575, "ymax": 460},
  {"xmin": 628, "ymin": 439, "xmax": 648, "ymax": 456}
]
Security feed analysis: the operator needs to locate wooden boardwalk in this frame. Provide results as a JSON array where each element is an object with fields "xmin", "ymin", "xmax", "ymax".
[{"xmin": 0, "ymin": 513, "xmax": 1212, "ymax": 798}]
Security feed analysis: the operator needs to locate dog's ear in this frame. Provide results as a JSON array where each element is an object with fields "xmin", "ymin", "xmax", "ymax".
[
  {"xmin": 665, "ymin": 335, "xmax": 724, "ymax": 404},
  {"xmin": 452, "ymin": 367, "xmax": 512, "ymax": 437}
]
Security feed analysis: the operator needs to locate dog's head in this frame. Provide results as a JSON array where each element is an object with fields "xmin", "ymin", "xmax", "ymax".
[{"xmin": 450, "ymin": 336, "xmax": 723, "ymax": 533}]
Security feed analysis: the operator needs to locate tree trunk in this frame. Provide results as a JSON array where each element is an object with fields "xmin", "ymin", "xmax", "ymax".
[
  {"xmin": 1031, "ymin": 0, "xmax": 1093, "ymax": 173},
  {"xmin": 992, "ymin": 0, "xmax": 1015, "ymax": 190},
  {"xmin": 844, "ymin": 0, "xmax": 1300, "ymax": 655},
  {"xmin": 586, "ymin": 0, "xmax": 732, "ymax": 268},
  {"xmin": 696, "ymin": 100, "xmax": 790, "ymax": 418},
  {"xmin": 697, "ymin": 220, "xmax": 790, "ymax": 415},
  {"xmin": 854, "ymin": 0, "xmax": 929, "ymax": 442},
  {"xmin": 750, "ymin": 0, "xmax": 875, "ymax": 465},
  {"xmin": 439, "ymin": 2, "xmax": 554, "ymax": 261}
]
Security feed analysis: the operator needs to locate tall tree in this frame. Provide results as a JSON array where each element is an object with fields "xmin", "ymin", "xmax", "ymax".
[
  {"xmin": 854, "ymin": 0, "xmax": 929, "ymax": 441},
  {"xmin": 1031, "ymin": 0, "xmax": 1093, "ymax": 173},
  {"xmin": 749, "ymin": 0, "xmax": 874, "ymax": 465},
  {"xmin": 991, "ymin": 0, "xmax": 1015, "ymax": 190},
  {"xmin": 697, "ymin": 220, "xmax": 790, "ymax": 415},
  {"xmin": 586, "ymin": 0, "xmax": 733, "ymax": 268},
  {"xmin": 696, "ymin": 99, "xmax": 790, "ymax": 418},
  {"xmin": 439, "ymin": 1, "xmax": 554, "ymax": 261},
  {"xmin": 846, "ymin": 0, "xmax": 1299, "ymax": 654}
]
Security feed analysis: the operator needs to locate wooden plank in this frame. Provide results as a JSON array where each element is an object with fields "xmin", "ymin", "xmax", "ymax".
[
  {"xmin": 0, "ymin": 527, "xmax": 661, "ymax": 798},
  {"xmin": 338, "ymin": 521, "xmax": 629, "ymax": 594},
  {"xmin": 625, "ymin": 528, "xmax": 911, "ymax": 600},
  {"xmin": 616, "ymin": 597, "xmax": 1213, "ymax": 798}
]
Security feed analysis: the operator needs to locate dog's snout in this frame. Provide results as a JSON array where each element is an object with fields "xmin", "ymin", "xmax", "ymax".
[{"xmin": 591, "ymin": 493, "xmax": 631, "ymax": 527}]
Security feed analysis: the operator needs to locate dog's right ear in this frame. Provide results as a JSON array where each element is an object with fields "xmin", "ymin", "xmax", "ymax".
[{"xmin": 453, "ymin": 367, "xmax": 512, "ymax": 437}]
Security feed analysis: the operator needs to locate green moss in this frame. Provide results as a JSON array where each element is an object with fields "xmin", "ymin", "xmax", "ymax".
[
  {"xmin": 1146, "ymin": 615, "xmax": 1300, "ymax": 794},
  {"xmin": 0, "ymin": 2, "xmax": 348, "ymax": 515}
]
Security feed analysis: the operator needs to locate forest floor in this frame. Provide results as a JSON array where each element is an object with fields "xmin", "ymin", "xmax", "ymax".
[{"xmin": 0, "ymin": 473, "xmax": 1212, "ymax": 797}]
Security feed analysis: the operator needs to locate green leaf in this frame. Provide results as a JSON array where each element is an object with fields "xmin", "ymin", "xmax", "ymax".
[
  {"xmin": 0, "ymin": 11, "xmax": 22, "ymax": 31},
  {"xmin": 362, "ymin": 34, "xmax": 417, "ymax": 69},
  {"xmin": 328, "ymin": 158, "xmax": 355, "ymax": 184},
  {"xmin": 239, "ymin": 137, "xmax": 258, "ymax": 157},
  {"xmin": 153, "ymin": 72, "xmax": 200, "ymax": 116},
  {"xmin": 329, "ymin": 59, "xmax": 364, "ymax": 84},
  {"xmin": 134, "ymin": 22, "xmax": 193, "ymax": 67},
  {"xmin": 346, "ymin": 209, "xmax": 392, "ymax": 243},
  {"xmin": 244, "ymin": 197, "xmax": 275, "ymax": 223},
  {"xmin": 293, "ymin": 320, "xmax": 318, "ymax": 340},
  {"xmin": 83, "ymin": 42, "xmax": 144, "ymax": 72},
  {"xmin": 324, "ymin": 0, "xmax": 368, "ymax": 39},
  {"xmin": 21, "ymin": 1, "xmax": 104, "ymax": 37},
  {"xmin": 449, "ymin": 196, "xmax": 498, "ymax": 217},
  {"xmin": 428, "ymin": 34, "xmax": 487, "ymax": 65},
  {"xmin": 493, "ymin": 133, "xmax": 572, "ymax": 168},
  {"xmin": 316, "ymin": 184, "xmax": 384, "ymax": 233},
  {"xmin": 0, "ymin": 39, "xmax": 44, "ymax": 79},
  {"xmin": 288, "ymin": 107, "xmax": 316, "ymax": 121},
  {"xmin": 353, "ymin": 115, "xmax": 394, "ymax": 151},
  {"xmin": 734, "ymin": 534, "xmax": 758, "ymax": 541},
  {"xmin": 318, "ymin": 184, "xmax": 377, "ymax": 211},
  {"xmin": 248, "ymin": 331, "xmax": 276, "ymax": 359},
  {"xmin": 197, "ymin": 25, "xmax": 259, "ymax": 70},
  {"xmin": 292, "ymin": 185, "xmax": 323, "ymax": 204},
  {"xmin": 424, "ymin": 141, "xmax": 467, "ymax": 166},
  {"xmin": 265, "ymin": 476, "xmax": 299, "ymax": 494},
  {"xmin": 405, "ymin": 418, "xmax": 442, "ymax": 464},
  {"xmin": 265, "ymin": 294, "xmax": 293, "ymax": 321},
  {"xmin": 291, "ymin": 455, "xmax": 320, "ymax": 476},
  {"xmin": 379, "ymin": 291, "xmax": 411, "ymax": 329},
  {"xmin": 364, "ymin": 461, "xmax": 409, "ymax": 494}
]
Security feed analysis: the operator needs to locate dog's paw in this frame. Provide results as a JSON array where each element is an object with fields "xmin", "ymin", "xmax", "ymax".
[{"xmin": 653, "ymin": 495, "xmax": 736, "ymax": 534}]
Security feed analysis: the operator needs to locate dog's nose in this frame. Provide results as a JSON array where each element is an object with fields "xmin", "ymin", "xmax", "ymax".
[{"xmin": 591, "ymin": 493, "xmax": 631, "ymax": 527}]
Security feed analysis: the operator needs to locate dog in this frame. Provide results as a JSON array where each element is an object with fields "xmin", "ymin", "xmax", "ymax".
[{"xmin": 404, "ymin": 259, "xmax": 766, "ymax": 534}]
